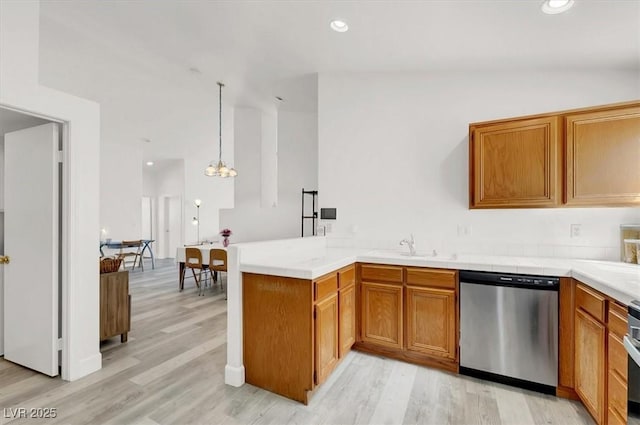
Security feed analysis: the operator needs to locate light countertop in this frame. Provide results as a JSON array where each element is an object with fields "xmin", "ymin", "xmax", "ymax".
[{"xmin": 239, "ymin": 247, "xmax": 640, "ymax": 305}]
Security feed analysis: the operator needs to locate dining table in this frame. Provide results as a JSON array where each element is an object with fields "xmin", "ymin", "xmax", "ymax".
[
  {"xmin": 175, "ymin": 243, "xmax": 227, "ymax": 291},
  {"xmin": 100, "ymin": 239, "xmax": 155, "ymax": 269}
]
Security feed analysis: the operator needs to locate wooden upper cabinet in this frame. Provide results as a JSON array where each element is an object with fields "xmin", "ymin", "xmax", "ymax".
[
  {"xmin": 565, "ymin": 106, "xmax": 640, "ymax": 206},
  {"xmin": 469, "ymin": 116, "xmax": 561, "ymax": 208}
]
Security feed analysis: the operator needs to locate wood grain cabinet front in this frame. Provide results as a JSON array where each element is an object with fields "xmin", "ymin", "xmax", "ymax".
[
  {"xmin": 571, "ymin": 280, "xmax": 630, "ymax": 425},
  {"xmin": 100, "ymin": 270, "xmax": 130, "ymax": 342},
  {"xmin": 565, "ymin": 106, "xmax": 640, "ymax": 206},
  {"xmin": 360, "ymin": 281, "xmax": 403, "ymax": 349},
  {"xmin": 243, "ymin": 268, "xmax": 356, "ymax": 404},
  {"xmin": 469, "ymin": 101, "xmax": 640, "ymax": 209},
  {"xmin": 575, "ymin": 306, "xmax": 606, "ymax": 425},
  {"xmin": 469, "ymin": 116, "xmax": 561, "ymax": 208},
  {"xmin": 339, "ymin": 283, "xmax": 356, "ymax": 357},
  {"xmin": 315, "ymin": 293, "xmax": 339, "ymax": 386},
  {"xmin": 405, "ymin": 286, "xmax": 456, "ymax": 360}
]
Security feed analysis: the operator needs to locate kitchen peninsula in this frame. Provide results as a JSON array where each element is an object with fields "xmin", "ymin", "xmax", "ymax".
[{"xmin": 224, "ymin": 236, "xmax": 638, "ymax": 423}]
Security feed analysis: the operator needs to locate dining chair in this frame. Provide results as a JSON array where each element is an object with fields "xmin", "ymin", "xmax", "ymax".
[
  {"xmin": 208, "ymin": 249, "xmax": 228, "ymax": 298},
  {"xmin": 182, "ymin": 247, "xmax": 208, "ymax": 296},
  {"xmin": 116, "ymin": 240, "xmax": 143, "ymax": 271}
]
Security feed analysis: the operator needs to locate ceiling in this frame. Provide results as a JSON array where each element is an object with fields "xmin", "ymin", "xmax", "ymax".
[{"xmin": 36, "ymin": 0, "xmax": 640, "ymax": 158}]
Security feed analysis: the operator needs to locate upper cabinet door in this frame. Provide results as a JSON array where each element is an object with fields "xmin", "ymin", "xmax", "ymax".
[
  {"xmin": 565, "ymin": 106, "xmax": 640, "ymax": 206},
  {"xmin": 470, "ymin": 116, "xmax": 561, "ymax": 208}
]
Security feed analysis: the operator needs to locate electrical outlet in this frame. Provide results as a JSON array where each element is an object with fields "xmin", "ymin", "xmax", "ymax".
[{"xmin": 570, "ymin": 224, "xmax": 581, "ymax": 238}]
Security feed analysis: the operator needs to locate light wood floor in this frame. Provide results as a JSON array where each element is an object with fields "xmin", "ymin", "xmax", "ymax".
[{"xmin": 0, "ymin": 259, "xmax": 594, "ymax": 425}]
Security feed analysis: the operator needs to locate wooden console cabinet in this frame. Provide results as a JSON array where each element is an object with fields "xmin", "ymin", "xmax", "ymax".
[{"xmin": 99, "ymin": 270, "xmax": 131, "ymax": 342}]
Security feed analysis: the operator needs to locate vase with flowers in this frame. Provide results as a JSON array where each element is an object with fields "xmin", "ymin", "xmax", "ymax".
[{"xmin": 220, "ymin": 228, "xmax": 233, "ymax": 247}]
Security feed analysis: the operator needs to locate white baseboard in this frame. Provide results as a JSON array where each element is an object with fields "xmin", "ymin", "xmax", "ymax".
[
  {"xmin": 67, "ymin": 352, "xmax": 102, "ymax": 381},
  {"xmin": 224, "ymin": 364, "xmax": 245, "ymax": 387}
]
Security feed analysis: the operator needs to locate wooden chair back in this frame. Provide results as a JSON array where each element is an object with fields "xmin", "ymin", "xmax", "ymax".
[
  {"xmin": 122, "ymin": 240, "xmax": 142, "ymax": 247},
  {"xmin": 185, "ymin": 248, "xmax": 204, "ymax": 269},
  {"xmin": 209, "ymin": 249, "xmax": 227, "ymax": 272}
]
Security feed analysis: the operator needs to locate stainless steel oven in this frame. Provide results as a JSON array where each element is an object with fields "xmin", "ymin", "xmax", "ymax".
[{"xmin": 626, "ymin": 301, "xmax": 640, "ymax": 424}]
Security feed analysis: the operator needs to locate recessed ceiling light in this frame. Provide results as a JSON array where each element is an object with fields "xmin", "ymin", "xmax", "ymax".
[
  {"xmin": 330, "ymin": 19, "xmax": 349, "ymax": 33},
  {"xmin": 541, "ymin": 0, "xmax": 575, "ymax": 14},
  {"xmin": 141, "ymin": 138, "xmax": 152, "ymax": 143},
  {"xmin": 146, "ymin": 161, "xmax": 154, "ymax": 166}
]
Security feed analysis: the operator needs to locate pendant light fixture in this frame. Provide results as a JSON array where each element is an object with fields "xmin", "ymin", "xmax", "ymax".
[{"xmin": 205, "ymin": 82, "xmax": 237, "ymax": 177}]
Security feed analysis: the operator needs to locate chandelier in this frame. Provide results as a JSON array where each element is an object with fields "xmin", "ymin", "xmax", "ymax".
[{"xmin": 205, "ymin": 82, "xmax": 237, "ymax": 177}]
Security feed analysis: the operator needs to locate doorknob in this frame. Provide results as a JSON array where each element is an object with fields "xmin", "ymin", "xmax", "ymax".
[{"xmin": 0, "ymin": 256, "xmax": 10, "ymax": 264}]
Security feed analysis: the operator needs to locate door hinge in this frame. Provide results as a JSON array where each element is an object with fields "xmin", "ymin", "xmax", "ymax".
[
  {"xmin": 57, "ymin": 338, "xmax": 63, "ymax": 351},
  {"xmin": 57, "ymin": 150, "xmax": 64, "ymax": 163}
]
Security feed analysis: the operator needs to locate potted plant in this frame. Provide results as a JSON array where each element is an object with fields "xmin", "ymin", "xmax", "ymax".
[{"xmin": 220, "ymin": 228, "xmax": 233, "ymax": 247}]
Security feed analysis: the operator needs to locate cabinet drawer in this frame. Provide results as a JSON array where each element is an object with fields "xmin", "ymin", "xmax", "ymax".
[
  {"xmin": 608, "ymin": 369, "xmax": 628, "ymax": 420},
  {"xmin": 608, "ymin": 303, "xmax": 628, "ymax": 339},
  {"xmin": 406, "ymin": 268, "xmax": 456, "ymax": 289},
  {"xmin": 608, "ymin": 333, "xmax": 628, "ymax": 382},
  {"xmin": 338, "ymin": 265, "xmax": 356, "ymax": 289},
  {"xmin": 575, "ymin": 283, "xmax": 606, "ymax": 323},
  {"xmin": 315, "ymin": 273, "xmax": 338, "ymax": 301},
  {"xmin": 360, "ymin": 264, "xmax": 403, "ymax": 284}
]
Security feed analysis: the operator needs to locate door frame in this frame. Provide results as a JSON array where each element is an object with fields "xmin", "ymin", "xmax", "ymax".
[{"xmin": 0, "ymin": 105, "xmax": 69, "ymax": 378}]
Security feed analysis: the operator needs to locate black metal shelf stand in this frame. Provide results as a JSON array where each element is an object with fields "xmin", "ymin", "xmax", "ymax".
[{"xmin": 301, "ymin": 188, "xmax": 318, "ymax": 237}]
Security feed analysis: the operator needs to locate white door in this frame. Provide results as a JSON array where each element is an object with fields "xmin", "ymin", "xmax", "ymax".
[
  {"xmin": 0, "ymin": 213, "xmax": 4, "ymax": 356},
  {"xmin": 3, "ymin": 123, "xmax": 59, "ymax": 376},
  {"xmin": 168, "ymin": 196, "xmax": 182, "ymax": 255}
]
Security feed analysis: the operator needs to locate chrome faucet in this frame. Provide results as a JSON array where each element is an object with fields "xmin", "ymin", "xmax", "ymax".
[{"xmin": 400, "ymin": 234, "xmax": 416, "ymax": 256}]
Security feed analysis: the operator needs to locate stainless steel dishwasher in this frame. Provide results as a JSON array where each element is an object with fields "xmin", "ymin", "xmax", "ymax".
[{"xmin": 459, "ymin": 270, "xmax": 559, "ymax": 394}]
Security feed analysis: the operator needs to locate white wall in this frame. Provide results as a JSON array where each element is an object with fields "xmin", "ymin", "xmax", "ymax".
[
  {"xmin": 0, "ymin": 0, "xmax": 101, "ymax": 380},
  {"xmin": 318, "ymin": 70, "xmax": 640, "ymax": 260},
  {"xmin": 142, "ymin": 154, "xmax": 235, "ymax": 254},
  {"xmin": 219, "ymin": 106, "xmax": 318, "ymax": 242},
  {"xmin": 99, "ymin": 142, "xmax": 143, "ymax": 240}
]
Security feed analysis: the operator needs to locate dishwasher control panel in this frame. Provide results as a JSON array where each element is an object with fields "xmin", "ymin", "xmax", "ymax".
[{"xmin": 461, "ymin": 271, "xmax": 559, "ymax": 290}]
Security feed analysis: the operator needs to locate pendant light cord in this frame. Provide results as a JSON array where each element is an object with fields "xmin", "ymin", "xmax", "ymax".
[{"xmin": 218, "ymin": 82, "xmax": 223, "ymax": 163}]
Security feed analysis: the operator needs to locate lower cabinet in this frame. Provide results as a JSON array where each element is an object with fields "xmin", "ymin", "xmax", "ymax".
[
  {"xmin": 574, "ymin": 307, "xmax": 606, "ymax": 424},
  {"xmin": 315, "ymin": 293, "xmax": 339, "ymax": 385},
  {"xmin": 358, "ymin": 265, "xmax": 459, "ymax": 371},
  {"xmin": 405, "ymin": 286, "xmax": 456, "ymax": 360},
  {"xmin": 339, "ymin": 283, "xmax": 356, "ymax": 357},
  {"xmin": 360, "ymin": 281, "xmax": 403, "ymax": 349},
  {"xmin": 243, "ymin": 265, "xmax": 356, "ymax": 404},
  {"xmin": 572, "ymin": 281, "xmax": 629, "ymax": 425}
]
